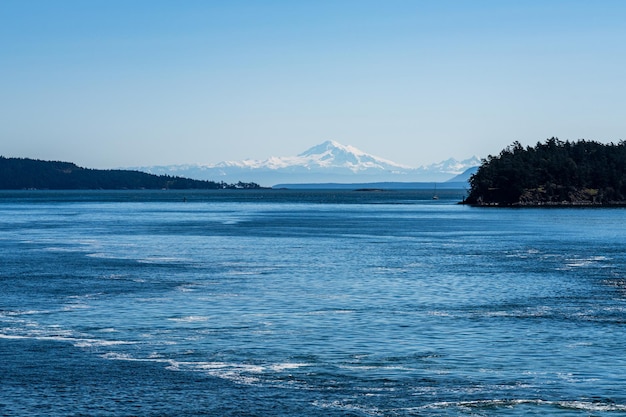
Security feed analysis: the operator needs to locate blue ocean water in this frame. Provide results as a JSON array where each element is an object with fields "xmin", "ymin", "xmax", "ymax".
[{"xmin": 1, "ymin": 189, "xmax": 626, "ymax": 416}]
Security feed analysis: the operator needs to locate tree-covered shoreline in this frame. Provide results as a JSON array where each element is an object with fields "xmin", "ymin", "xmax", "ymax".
[
  {"xmin": 466, "ymin": 138, "xmax": 626, "ymax": 206},
  {"xmin": 0, "ymin": 157, "xmax": 263, "ymax": 190}
]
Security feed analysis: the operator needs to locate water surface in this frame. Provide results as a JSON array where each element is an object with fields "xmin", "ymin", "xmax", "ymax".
[{"xmin": 1, "ymin": 190, "xmax": 625, "ymax": 416}]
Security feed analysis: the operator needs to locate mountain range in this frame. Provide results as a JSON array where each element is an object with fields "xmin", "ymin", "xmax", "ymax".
[{"xmin": 131, "ymin": 141, "xmax": 480, "ymax": 186}]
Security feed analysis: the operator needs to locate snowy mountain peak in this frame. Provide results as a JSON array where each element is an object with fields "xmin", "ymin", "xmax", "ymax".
[
  {"xmin": 426, "ymin": 156, "xmax": 482, "ymax": 173},
  {"xmin": 299, "ymin": 140, "xmax": 360, "ymax": 157},
  {"xmin": 130, "ymin": 140, "xmax": 481, "ymax": 186},
  {"xmin": 297, "ymin": 140, "xmax": 410, "ymax": 171}
]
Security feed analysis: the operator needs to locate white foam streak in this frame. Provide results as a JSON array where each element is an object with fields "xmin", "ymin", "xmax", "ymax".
[
  {"xmin": 94, "ymin": 350, "xmax": 312, "ymax": 385},
  {"xmin": 73, "ymin": 339, "xmax": 135, "ymax": 348},
  {"xmin": 417, "ymin": 398, "xmax": 626, "ymax": 412},
  {"xmin": 138, "ymin": 256, "xmax": 188, "ymax": 264},
  {"xmin": 0, "ymin": 332, "xmax": 134, "ymax": 348},
  {"xmin": 168, "ymin": 316, "xmax": 209, "ymax": 322},
  {"xmin": 268, "ymin": 363, "xmax": 310, "ymax": 372},
  {"xmin": 564, "ymin": 255, "xmax": 610, "ymax": 268},
  {"xmin": 312, "ymin": 400, "xmax": 384, "ymax": 416}
]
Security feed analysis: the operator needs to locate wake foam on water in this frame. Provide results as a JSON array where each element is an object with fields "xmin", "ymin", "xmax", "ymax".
[
  {"xmin": 44, "ymin": 246, "xmax": 90, "ymax": 253},
  {"xmin": 0, "ymin": 332, "xmax": 135, "ymax": 348},
  {"xmin": 312, "ymin": 400, "xmax": 384, "ymax": 416},
  {"xmin": 0, "ymin": 309, "xmax": 51, "ymax": 316},
  {"xmin": 172, "ymin": 360, "xmax": 312, "ymax": 384},
  {"xmin": 0, "ymin": 311, "xmax": 135, "ymax": 348},
  {"xmin": 87, "ymin": 252, "xmax": 190, "ymax": 264},
  {"xmin": 417, "ymin": 398, "xmax": 626, "ymax": 413},
  {"xmin": 137, "ymin": 256, "xmax": 189, "ymax": 264},
  {"xmin": 98, "ymin": 351, "xmax": 312, "ymax": 385},
  {"xmin": 168, "ymin": 315, "xmax": 210, "ymax": 322},
  {"xmin": 562, "ymin": 255, "xmax": 611, "ymax": 269}
]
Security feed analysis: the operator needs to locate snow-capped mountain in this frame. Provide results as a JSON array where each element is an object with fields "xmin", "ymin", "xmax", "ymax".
[
  {"xmin": 132, "ymin": 141, "xmax": 480, "ymax": 186},
  {"xmin": 211, "ymin": 141, "xmax": 411, "ymax": 172}
]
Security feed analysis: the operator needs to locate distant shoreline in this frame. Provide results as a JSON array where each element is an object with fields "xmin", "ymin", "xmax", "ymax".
[
  {"xmin": 463, "ymin": 201, "xmax": 626, "ymax": 208},
  {"xmin": 271, "ymin": 181, "xmax": 468, "ymax": 190},
  {"xmin": 0, "ymin": 156, "xmax": 263, "ymax": 190}
]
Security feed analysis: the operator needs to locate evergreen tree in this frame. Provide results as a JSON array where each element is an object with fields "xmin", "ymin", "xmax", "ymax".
[{"xmin": 466, "ymin": 139, "xmax": 626, "ymax": 205}]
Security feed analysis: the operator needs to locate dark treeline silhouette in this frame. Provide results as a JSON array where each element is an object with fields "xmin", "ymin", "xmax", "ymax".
[
  {"xmin": 466, "ymin": 138, "xmax": 626, "ymax": 206},
  {"xmin": 0, "ymin": 157, "xmax": 262, "ymax": 190}
]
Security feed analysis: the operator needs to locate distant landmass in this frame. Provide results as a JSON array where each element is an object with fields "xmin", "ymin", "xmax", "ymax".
[
  {"xmin": 465, "ymin": 138, "xmax": 626, "ymax": 206},
  {"xmin": 2, "ymin": 142, "xmax": 479, "ymax": 191},
  {"xmin": 445, "ymin": 166, "xmax": 478, "ymax": 183},
  {"xmin": 0, "ymin": 157, "xmax": 262, "ymax": 190},
  {"xmin": 271, "ymin": 181, "xmax": 469, "ymax": 190},
  {"xmin": 273, "ymin": 170, "xmax": 472, "ymax": 190},
  {"xmin": 130, "ymin": 140, "xmax": 480, "ymax": 186}
]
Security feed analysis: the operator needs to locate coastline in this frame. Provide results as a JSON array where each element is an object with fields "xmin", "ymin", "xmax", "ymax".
[{"xmin": 461, "ymin": 200, "xmax": 626, "ymax": 208}]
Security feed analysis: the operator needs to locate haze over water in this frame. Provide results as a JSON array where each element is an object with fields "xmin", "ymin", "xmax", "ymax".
[{"xmin": 1, "ymin": 190, "xmax": 626, "ymax": 416}]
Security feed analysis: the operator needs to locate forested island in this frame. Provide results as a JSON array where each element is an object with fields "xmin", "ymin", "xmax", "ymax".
[
  {"xmin": 466, "ymin": 138, "xmax": 626, "ymax": 206},
  {"xmin": 0, "ymin": 157, "xmax": 262, "ymax": 190}
]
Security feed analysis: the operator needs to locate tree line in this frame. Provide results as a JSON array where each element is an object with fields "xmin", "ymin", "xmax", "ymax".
[
  {"xmin": 466, "ymin": 138, "xmax": 626, "ymax": 205},
  {"xmin": 0, "ymin": 157, "xmax": 262, "ymax": 190}
]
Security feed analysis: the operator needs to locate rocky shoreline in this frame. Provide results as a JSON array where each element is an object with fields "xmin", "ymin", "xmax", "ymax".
[{"xmin": 462, "ymin": 187, "xmax": 626, "ymax": 207}]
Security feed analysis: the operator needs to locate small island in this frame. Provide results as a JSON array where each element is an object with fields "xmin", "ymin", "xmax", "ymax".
[
  {"xmin": 465, "ymin": 138, "xmax": 626, "ymax": 206},
  {"xmin": 0, "ymin": 157, "xmax": 263, "ymax": 190}
]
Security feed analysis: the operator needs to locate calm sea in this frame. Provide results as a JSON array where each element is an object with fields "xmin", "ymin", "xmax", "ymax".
[{"xmin": 1, "ymin": 190, "xmax": 626, "ymax": 416}]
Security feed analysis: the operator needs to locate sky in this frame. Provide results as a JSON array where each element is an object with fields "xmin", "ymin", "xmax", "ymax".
[{"xmin": 1, "ymin": 0, "xmax": 625, "ymax": 169}]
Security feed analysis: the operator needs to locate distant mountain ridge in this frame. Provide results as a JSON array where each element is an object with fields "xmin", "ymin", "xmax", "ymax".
[
  {"xmin": 210, "ymin": 140, "xmax": 410, "ymax": 172},
  {"xmin": 133, "ymin": 141, "xmax": 480, "ymax": 186},
  {"xmin": 446, "ymin": 166, "xmax": 479, "ymax": 183},
  {"xmin": 0, "ymin": 157, "xmax": 261, "ymax": 190}
]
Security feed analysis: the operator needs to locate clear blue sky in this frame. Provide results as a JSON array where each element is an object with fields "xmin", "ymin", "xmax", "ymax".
[{"xmin": 1, "ymin": 0, "xmax": 625, "ymax": 168}]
